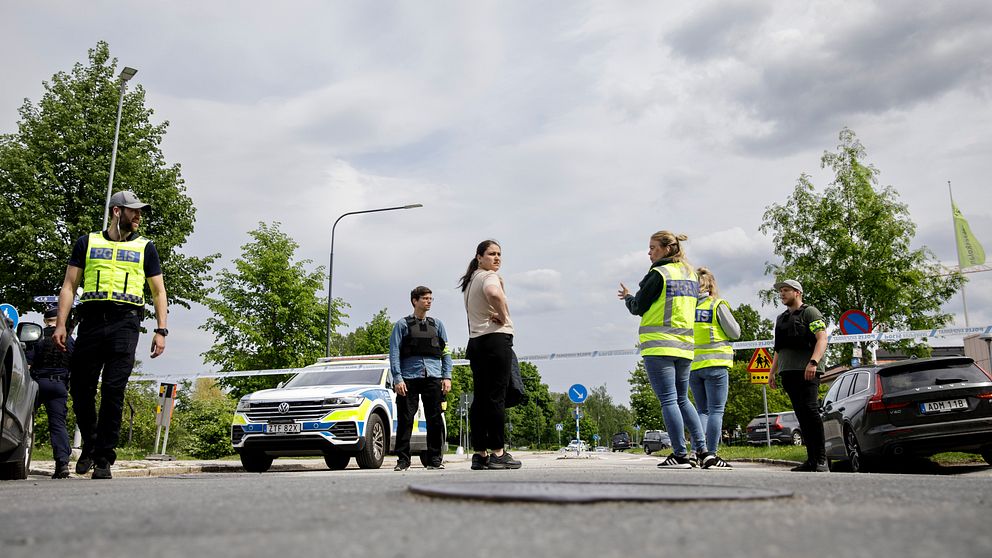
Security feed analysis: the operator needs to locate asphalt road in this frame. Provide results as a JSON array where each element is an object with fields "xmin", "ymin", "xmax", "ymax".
[{"xmin": 3, "ymin": 452, "xmax": 990, "ymax": 558}]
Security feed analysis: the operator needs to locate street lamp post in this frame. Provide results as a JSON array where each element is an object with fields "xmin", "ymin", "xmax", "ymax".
[
  {"xmin": 102, "ymin": 66, "xmax": 138, "ymax": 230},
  {"xmin": 325, "ymin": 203, "xmax": 423, "ymax": 357}
]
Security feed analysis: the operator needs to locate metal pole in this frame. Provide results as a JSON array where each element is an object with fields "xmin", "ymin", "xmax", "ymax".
[
  {"xmin": 762, "ymin": 385, "xmax": 771, "ymax": 448},
  {"xmin": 325, "ymin": 204, "xmax": 423, "ymax": 357},
  {"xmin": 102, "ymin": 67, "xmax": 137, "ymax": 228},
  {"xmin": 948, "ymin": 181, "xmax": 971, "ymax": 327}
]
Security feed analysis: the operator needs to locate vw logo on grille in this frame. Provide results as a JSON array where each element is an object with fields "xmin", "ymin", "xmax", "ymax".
[{"xmin": 277, "ymin": 402, "xmax": 291, "ymax": 414}]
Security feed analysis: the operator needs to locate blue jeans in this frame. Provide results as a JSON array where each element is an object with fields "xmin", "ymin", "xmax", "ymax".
[
  {"xmin": 688, "ymin": 366, "xmax": 729, "ymax": 453},
  {"xmin": 643, "ymin": 355, "xmax": 706, "ymax": 455}
]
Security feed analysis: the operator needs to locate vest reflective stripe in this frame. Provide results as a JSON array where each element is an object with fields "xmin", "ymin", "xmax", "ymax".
[
  {"xmin": 638, "ymin": 263, "xmax": 698, "ymax": 359},
  {"xmin": 691, "ymin": 296, "xmax": 734, "ymax": 370},
  {"xmin": 81, "ymin": 232, "xmax": 148, "ymax": 307}
]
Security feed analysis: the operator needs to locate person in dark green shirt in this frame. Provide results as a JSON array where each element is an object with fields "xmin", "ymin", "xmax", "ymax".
[{"xmin": 769, "ymin": 279, "xmax": 829, "ymax": 472}]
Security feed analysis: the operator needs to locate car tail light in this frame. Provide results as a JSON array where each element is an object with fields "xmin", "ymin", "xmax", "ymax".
[
  {"xmin": 977, "ymin": 392, "xmax": 992, "ymax": 400},
  {"xmin": 867, "ymin": 374, "xmax": 910, "ymax": 412}
]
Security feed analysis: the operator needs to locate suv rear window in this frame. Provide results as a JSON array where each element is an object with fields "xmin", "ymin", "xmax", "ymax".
[
  {"xmin": 881, "ymin": 361, "xmax": 990, "ymax": 392},
  {"xmin": 747, "ymin": 414, "xmax": 781, "ymax": 427}
]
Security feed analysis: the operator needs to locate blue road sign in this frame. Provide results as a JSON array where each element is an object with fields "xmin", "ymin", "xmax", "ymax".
[
  {"xmin": 33, "ymin": 296, "xmax": 59, "ymax": 304},
  {"xmin": 0, "ymin": 303, "xmax": 18, "ymax": 328},
  {"xmin": 568, "ymin": 383, "xmax": 588, "ymax": 404},
  {"xmin": 634, "ymin": 424, "xmax": 641, "ymax": 431},
  {"xmin": 573, "ymin": 410, "xmax": 584, "ymax": 419},
  {"xmin": 839, "ymin": 309, "xmax": 872, "ymax": 335},
  {"xmin": 555, "ymin": 423, "xmax": 563, "ymax": 431},
  {"xmin": 593, "ymin": 434, "xmax": 600, "ymax": 441}
]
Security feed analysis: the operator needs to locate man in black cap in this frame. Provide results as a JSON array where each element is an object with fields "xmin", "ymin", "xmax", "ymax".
[
  {"xmin": 27, "ymin": 308, "xmax": 75, "ymax": 478},
  {"xmin": 768, "ymin": 279, "xmax": 829, "ymax": 472},
  {"xmin": 52, "ymin": 190, "xmax": 169, "ymax": 479}
]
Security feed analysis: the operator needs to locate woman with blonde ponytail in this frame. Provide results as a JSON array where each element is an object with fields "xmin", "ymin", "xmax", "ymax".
[
  {"xmin": 688, "ymin": 267, "xmax": 741, "ymax": 469},
  {"xmin": 618, "ymin": 230, "xmax": 708, "ymax": 469}
]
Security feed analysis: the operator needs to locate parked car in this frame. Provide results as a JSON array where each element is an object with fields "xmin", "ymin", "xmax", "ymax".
[
  {"xmin": 641, "ymin": 429, "xmax": 671, "ymax": 454},
  {"xmin": 746, "ymin": 411, "xmax": 802, "ymax": 445},
  {"xmin": 232, "ymin": 357, "xmax": 445, "ymax": 472},
  {"xmin": 821, "ymin": 357, "xmax": 992, "ymax": 472},
  {"xmin": 1, "ymin": 319, "xmax": 43, "ymax": 480},
  {"xmin": 611, "ymin": 431, "xmax": 632, "ymax": 452}
]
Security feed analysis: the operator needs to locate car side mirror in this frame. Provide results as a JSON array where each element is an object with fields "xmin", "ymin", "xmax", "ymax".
[{"xmin": 17, "ymin": 322, "xmax": 43, "ymax": 343}]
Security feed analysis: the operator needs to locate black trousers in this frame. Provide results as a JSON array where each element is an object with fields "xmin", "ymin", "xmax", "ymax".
[
  {"xmin": 69, "ymin": 308, "xmax": 140, "ymax": 464},
  {"xmin": 394, "ymin": 377, "xmax": 444, "ymax": 465},
  {"xmin": 34, "ymin": 375, "xmax": 71, "ymax": 463},
  {"xmin": 467, "ymin": 333, "xmax": 513, "ymax": 452},
  {"xmin": 781, "ymin": 370, "xmax": 826, "ymax": 463}
]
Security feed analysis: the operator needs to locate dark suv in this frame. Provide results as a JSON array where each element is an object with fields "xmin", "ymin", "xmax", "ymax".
[
  {"xmin": 746, "ymin": 411, "xmax": 802, "ymax": 445},
  {"xmin": 641, "ymin": 430, "xmax": 671, "ymax": 454},
  {"xmin": 822, "ymin": 357, "xmax": 992, "ymax": 472},
  {"xmin": 611, "ymin": 432, "xmax": 632, "ymax": 452}
]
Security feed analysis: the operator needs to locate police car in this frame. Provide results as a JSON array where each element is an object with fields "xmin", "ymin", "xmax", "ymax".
[{"xmin": 231, "ymin": 356, "xmax": 445, "ymax": 472}]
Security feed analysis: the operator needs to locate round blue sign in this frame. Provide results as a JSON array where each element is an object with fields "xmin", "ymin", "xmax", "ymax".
[
  {"xmin": 568, "ymin": 384, "xmax": 588, "ymax": 404},
  {"xmin": 839, "ymin": 310, "xmax": 872, "ymax": 335},
  {"xmin": 0, "ymin": 303, "xmax": 18, "ymax": 329}
]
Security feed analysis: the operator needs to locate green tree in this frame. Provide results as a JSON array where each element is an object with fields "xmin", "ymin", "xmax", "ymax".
[
  {"xmin": 760, "ymin": 128, "xmax": 963, "ymax": 363},
  {"xmin": 627, "ymin": 361, "xmax": 664, "ymax": 430},
  {"xmin": 333, "ymin": 308, "xmax": 392, "ymax": 356},
  {"xmin": 0, "ymin": 41, "xmax": 216, "ymax": 314},
  {"xmin": 200, "ymin": 222, "xmax": 344, "ymax": 399}
]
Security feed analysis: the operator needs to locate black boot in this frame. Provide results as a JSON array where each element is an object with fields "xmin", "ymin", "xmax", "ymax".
[{"xmin": 52, "ymin": 461, "xmax": 70, "ymax": 479}]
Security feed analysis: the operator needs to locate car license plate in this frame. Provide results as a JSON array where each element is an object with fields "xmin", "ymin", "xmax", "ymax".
[
  {"xmin": 265, "ymin": 422, "xmax": 301, "ymax": 434},
  {"xmin": 753, "ymin": 427, "xmax": 766, "ymax": 432},
  {"xmin": 920, "ymin": 399, "xmax": 968, "ymax": 414}
]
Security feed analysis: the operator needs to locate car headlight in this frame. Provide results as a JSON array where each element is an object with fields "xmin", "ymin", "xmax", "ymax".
[
  {"xmin": 236, "ymin": 398, "xmax": 250, "ymax": 412},
  {"xmin": 322, "ymin": 396, "xmax": 363, "ymax": 407}
]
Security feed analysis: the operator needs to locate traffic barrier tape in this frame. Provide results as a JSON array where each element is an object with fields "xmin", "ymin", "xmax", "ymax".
[{"xmin": 135, "ymin": 324, "xmax": 992, "ymax": 382}]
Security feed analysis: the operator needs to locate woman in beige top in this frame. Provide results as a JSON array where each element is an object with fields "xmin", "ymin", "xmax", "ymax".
[{"xmin": 458, "ymin": 240, "xmax": 521, "ymax": 470}]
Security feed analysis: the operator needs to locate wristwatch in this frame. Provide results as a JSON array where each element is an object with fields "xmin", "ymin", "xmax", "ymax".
[
  {"xmin": 154, "ymin": 328, "xmax": 169, "ymax": 337},
  {"xmin": 808, "ymin": 358, "xmax": 818, "ymax": 366}
]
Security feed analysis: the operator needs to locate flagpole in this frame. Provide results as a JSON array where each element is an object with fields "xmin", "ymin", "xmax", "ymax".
[{"xmin": 949, "ymin": 181, "xmax": 970, "ymax": 327}]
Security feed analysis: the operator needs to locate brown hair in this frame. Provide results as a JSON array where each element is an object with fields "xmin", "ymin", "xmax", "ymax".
[
  {"xmin": 458, "ymin": 240, "xmax": 500, "ymax": 292},
  {"xmin": 696, "ymin": 267, "xmax": 718, "ymax": 298},
  {"xmin": 650, "ymin": 230, "xmax": 692, "ymax": 273},
  {"xmin": 410, "ymin": 286, "xmax": 432, "ymax": 304}
]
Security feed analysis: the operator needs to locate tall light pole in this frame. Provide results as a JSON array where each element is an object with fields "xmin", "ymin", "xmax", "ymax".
[
  {"xmin": 326, "ymin": 203, "xmax": 423, "ymax": 357},
  {"xmin": 102, "ymin": 66, "xmax": 138, "ymax": 229}
]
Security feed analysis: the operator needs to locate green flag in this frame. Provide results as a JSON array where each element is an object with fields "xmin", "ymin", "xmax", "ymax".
[{"xmin": 952, "ymin": 202, "xmax": 986, "ymax": 268}]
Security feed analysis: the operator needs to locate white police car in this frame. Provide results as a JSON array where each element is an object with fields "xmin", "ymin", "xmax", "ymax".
[{"xmin": 231, "ymin": 357, "xmax": 445, "ymax": 472}]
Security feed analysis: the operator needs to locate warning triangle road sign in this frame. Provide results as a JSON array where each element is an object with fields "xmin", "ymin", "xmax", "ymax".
[{"xmin": 747, "ymin": 348, "xmax": 772, "ymax": 373}]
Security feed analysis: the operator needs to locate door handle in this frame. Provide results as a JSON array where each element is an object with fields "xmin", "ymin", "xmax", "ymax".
[{"xmin": 837, "ymin": 407, "xmax": 845, "ymax": 412}]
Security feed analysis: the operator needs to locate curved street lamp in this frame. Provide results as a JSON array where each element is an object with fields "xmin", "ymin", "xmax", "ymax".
[
  {"xmin": 326, "ymin": 203, "xmax": 423, "ymax": 356},
  {"xmin": 102, "ymin": 66, "xmax": 139, "ymax": 229}
]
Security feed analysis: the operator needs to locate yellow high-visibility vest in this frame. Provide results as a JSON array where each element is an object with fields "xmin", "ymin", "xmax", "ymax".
[
  {"xmin": 691, "ymin": 296, "xmax": 734, "ymax": 370},
  {"xmin": 79, "ymin": 232, "xmax": 148, "ymax": 306},
  {"xmin": 638, "ymin": 263, "xmax": 698, "ymax": 359}
]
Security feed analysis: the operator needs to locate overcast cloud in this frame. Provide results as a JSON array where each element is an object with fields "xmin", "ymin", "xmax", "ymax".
[{"xmin": 3, "ymin": 1, "xmax": 990, "ymax": 405}]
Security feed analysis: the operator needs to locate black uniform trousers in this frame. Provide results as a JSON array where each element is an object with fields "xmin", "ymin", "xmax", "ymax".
[
  {"xmin": 394, "ymin": 377, "xmax": 444, "ymax": 466},
  {"xmin": 467, "ymin": 333, "xmax": 513, "ymax": 452},
  {"xmin": 781, "ymin": 369, "xmax": 826, "ymax": 464},
  {"xmin": 34, "ymin": 375, "xmax": 71, "ymax": 463},
  {"xmin": 69, "ymin": 306, "xmax": 140, "ymax": 464}
]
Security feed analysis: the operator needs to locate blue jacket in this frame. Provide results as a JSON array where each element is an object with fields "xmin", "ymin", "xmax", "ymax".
[{"xmin": 389, "ymin": 316, "xmax": 453, "ymax": 385}]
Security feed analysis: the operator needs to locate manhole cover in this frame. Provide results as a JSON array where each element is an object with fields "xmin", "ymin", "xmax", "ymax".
[{"xmin": 408, "ymin": 481, "xmax": 792, "ymax": 503}]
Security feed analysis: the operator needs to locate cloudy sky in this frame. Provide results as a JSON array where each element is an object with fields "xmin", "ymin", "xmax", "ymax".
[{"xmin": 3, "ymin": 1, "xmax": 990, "ymax": 405}]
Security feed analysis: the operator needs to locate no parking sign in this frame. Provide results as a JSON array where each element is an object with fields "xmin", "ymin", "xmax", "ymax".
[{"xmin": 839, "ymin": 310, "xmax": 873, "ymax": 335}]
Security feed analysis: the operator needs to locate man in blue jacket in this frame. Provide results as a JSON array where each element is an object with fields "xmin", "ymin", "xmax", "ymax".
[{"xmin": 388, "ymin": 286, "xmax": 452, "ymax": 471}]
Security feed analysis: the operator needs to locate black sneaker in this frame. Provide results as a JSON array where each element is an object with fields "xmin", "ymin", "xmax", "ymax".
[
  {"xmin": 52, "ymin": 461, "xmax": 70, "ymax": 479},
  {"xmin": 471, "ymin": 453, "xmax": 488, "ymax": 470},
  {"xmin": 393, "ymin": 461, "xmax": 410, "ymax": 471},
  {"xmin": 75, "ymin": 453, "xmax": 93, "ymax": 475},
  {"xmin": 92, "ymin": 458, "xmax": 112, "ymax": 479},
  {"xmin": 425, "ymin": 461, "xmax": 445, "ymax": 470},
  {"xmin": 487, "ymin": 451, "xmax": 522, "ymax": 469},
  {"xmin": 657, "ymin": 453, "xmax": 693, "ymax": 469},
  {"xmin": 704, "ymin": 455, "xmax": 733, "ymax": 470},
  {"xmin": 687, "ymin": 453, "xmax": 699, "ymax": 468},
  {"xmin": 698, "ymin": 451, "xmax": 717, "ymax": 469},
  {"xmin": 790, "ymin": 461, "xmax": 815, "ymax": 472},
  {"xmin": 813, "ymin": 459, "xmax": 829, "ymax": 473}
]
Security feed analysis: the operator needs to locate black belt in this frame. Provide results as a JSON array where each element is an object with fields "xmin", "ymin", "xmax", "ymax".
[
  {"xmin": 33, "ymin": 372, "xmax": 68, "ymax": 381},
  {"xmin": 79, "ymin": 305, "xmax": 141, "ymax": 321}
]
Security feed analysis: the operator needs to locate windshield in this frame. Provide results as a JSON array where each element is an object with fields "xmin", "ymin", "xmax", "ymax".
[{"xmin": 284, "ymin": 365, "xmax": 386, "ymax": 388}]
